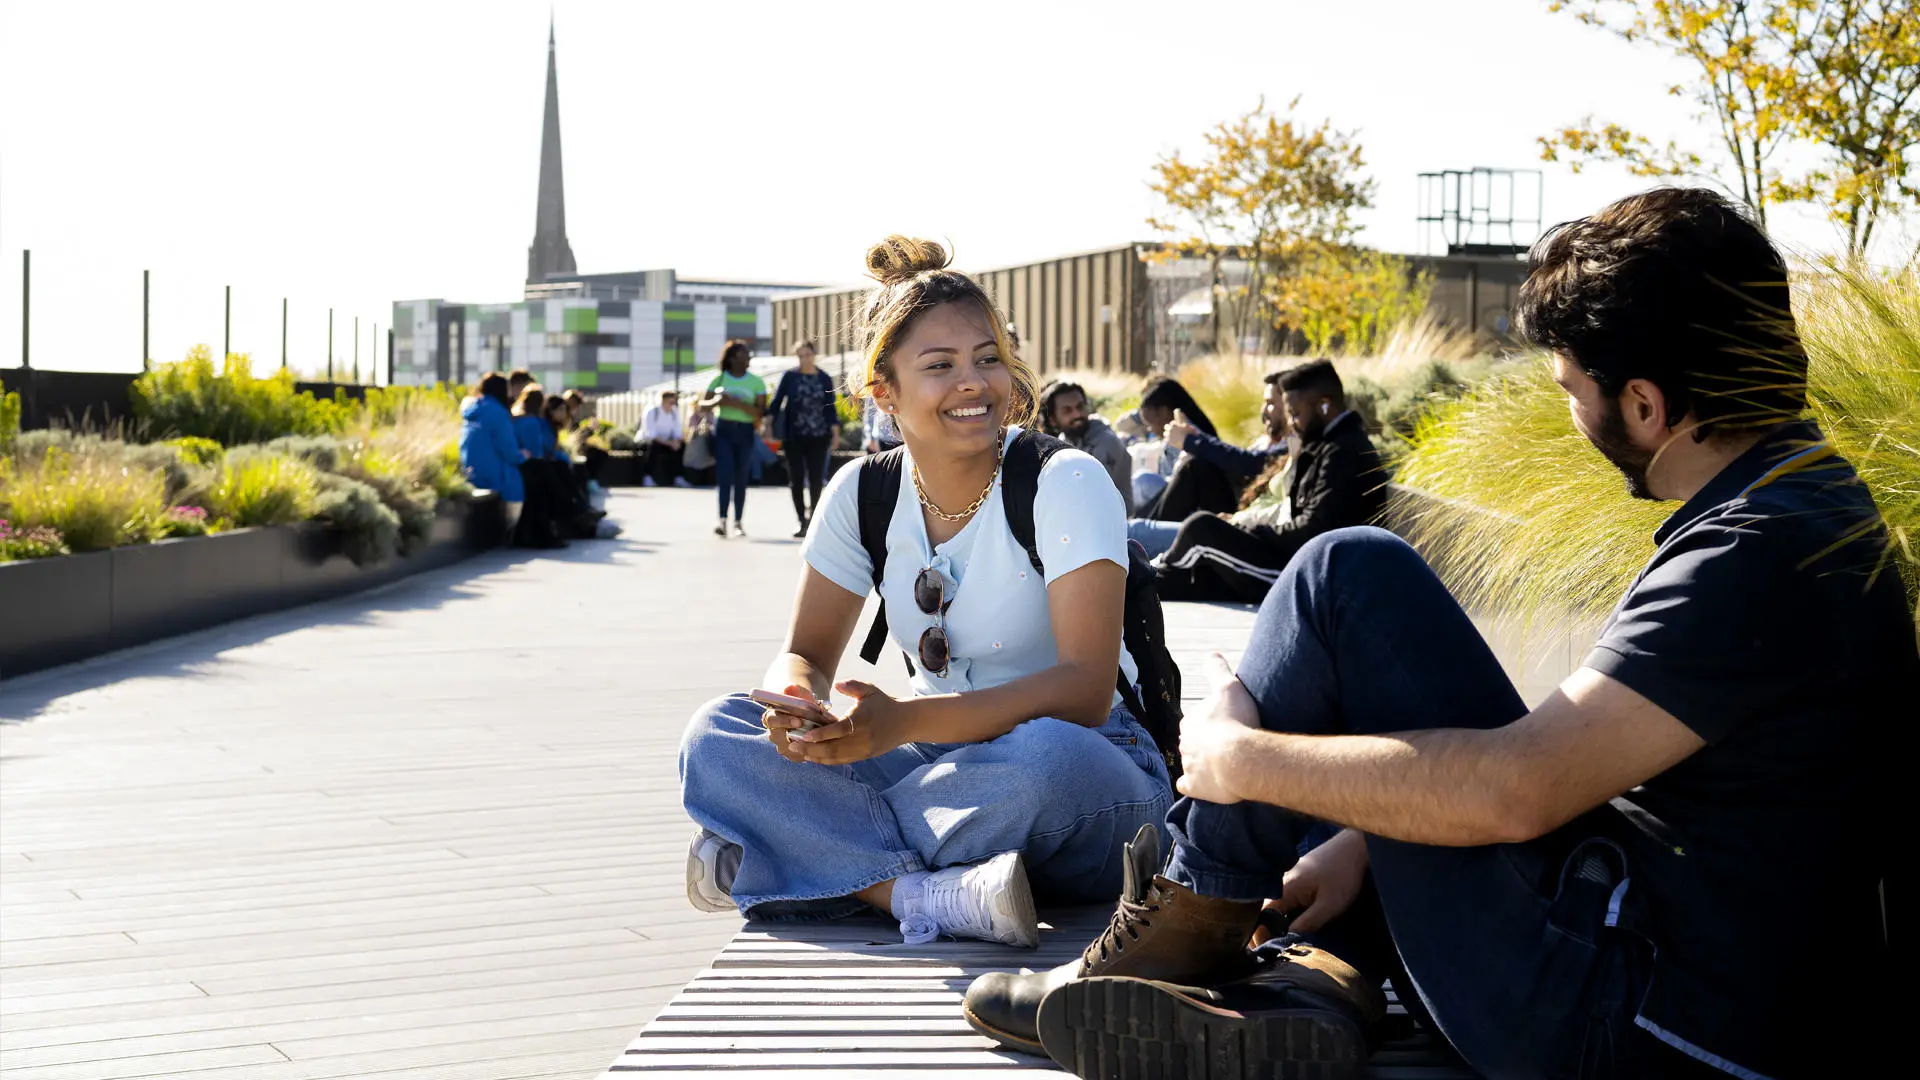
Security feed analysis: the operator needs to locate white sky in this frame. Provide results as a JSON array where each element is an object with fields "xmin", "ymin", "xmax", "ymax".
[{"xmin": 2, "ymin": 0, "xmax": 1910, "ymax": 376}]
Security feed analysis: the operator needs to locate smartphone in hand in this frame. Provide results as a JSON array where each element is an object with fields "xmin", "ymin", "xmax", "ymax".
[{"xmin": 749, "ymin": 688, "xmax": 830, "ymax": 732}]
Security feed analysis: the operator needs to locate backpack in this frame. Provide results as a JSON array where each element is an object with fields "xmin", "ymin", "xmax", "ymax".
[{"xmin": 855, "ymin": 429, "xmax": 1185, "ymax": 781}]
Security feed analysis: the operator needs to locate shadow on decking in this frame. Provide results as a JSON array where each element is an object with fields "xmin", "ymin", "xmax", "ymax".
[{"xmin": 0, "ymin": 534, "xmax": 664, "ymax": 722}]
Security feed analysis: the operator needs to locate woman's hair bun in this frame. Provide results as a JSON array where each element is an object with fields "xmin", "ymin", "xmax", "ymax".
[{"xmin": 865, "ymin": 236, "xmax": 950, "ymax": 285}]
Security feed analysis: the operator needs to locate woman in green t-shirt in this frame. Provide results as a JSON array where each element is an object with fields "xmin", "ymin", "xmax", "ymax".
[{"xmin": 699, "ymin": 340, "xmax": 769, "ymax": 537}]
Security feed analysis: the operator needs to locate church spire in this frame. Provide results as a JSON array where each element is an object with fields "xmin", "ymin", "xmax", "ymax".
[{"xmin": 527, "ymin": 13, "xmax": 578, "ymax": 285}]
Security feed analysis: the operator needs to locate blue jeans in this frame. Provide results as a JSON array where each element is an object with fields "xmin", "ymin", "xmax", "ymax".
[
  {"xmin": 1164, "ymin": 527, "xmax": 1675, "ymax": 1080},
  {"xmin": 680, "ymin": 694, "xmax": 1173, "ymax": 919},
  {"xmin": 712, "ymin": 419, "xmax": 756, "ymax": 521},
  {"xmin": 1126, "ymin": 518, "xmax": 1183, "ymax": 560}
]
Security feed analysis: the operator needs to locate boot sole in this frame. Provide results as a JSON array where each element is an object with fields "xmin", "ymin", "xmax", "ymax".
[{"xmin": 1036, "ymin": 976, "xmax": 1367, "ymax": 1080}]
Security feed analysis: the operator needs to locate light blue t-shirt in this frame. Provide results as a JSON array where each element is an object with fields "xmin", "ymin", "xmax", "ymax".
[{"xmin": 803, "ymin": 427, "xmax": 1136, "ymax": 701}]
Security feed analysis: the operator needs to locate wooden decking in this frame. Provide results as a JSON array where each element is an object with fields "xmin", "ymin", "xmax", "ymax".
[
  {"xmin": 2, "ymin": 487, "xmax": 1582, "ymax": 1079},
  {"xmin": 599, "ymin": 909, "xmax": 1472, "ymax": 1079}
]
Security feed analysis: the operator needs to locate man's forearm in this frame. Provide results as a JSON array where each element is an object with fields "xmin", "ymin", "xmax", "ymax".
[{"xmin": 1220, "ymin": 726, "xmax": 1537, "ymax": 846}]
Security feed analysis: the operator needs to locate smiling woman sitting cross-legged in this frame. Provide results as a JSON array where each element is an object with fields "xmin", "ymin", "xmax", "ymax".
[{"xmin": 678, "ymin": 236, "xmax": 1174, "ymax": 948}]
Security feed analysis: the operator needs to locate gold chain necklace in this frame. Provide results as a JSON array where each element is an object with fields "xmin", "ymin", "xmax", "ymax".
[{"xmin": 912, "ymin": 430, "xmax": 1005, "ymax": 522}]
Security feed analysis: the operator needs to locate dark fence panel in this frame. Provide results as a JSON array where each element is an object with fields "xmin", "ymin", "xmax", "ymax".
[
  {"xmin": 0, "ymin": 370, "xmax": 140, "ymax": 432},
  {"xmin": 0, "ymin": 370, "xmax": 381, "ymax": 433}
]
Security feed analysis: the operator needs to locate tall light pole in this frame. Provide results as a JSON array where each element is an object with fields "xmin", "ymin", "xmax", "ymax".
[
  {"xmin": 21, "ymin": 250, "xmax": 30, "ymax": 369},
  {"xmin": 142, "ymin": 270, "xmax": 151, "ymax": 371},
  {"xmin": 353, "ymin": 315, "xmax": 360, "ymax": 384},
  {"xmin": 223, "ymin": 285, "xmax": 231, "ymax": 360},
  {"xmin": 327, "ymin": 308, "xmax": 335, "ymax": 381}
]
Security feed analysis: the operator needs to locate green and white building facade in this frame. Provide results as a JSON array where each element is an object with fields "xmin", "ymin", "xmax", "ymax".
[{"xmin": 389, "ymin": 294, "xmax": 780, "ymax": 393}]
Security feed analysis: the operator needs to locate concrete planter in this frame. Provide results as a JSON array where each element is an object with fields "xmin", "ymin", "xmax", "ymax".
[{"xmin": 0, "ymin": 495, "xmax": 501, "ymax": 681}]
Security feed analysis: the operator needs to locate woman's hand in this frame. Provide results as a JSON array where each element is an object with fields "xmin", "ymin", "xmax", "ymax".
[
  {"xmin": 787, "ymin": 680, "xmax": 917, "ymax": 765},
  {"xmin": 756, "ymin": 683, "xmax": 832, "ymax": 764}
]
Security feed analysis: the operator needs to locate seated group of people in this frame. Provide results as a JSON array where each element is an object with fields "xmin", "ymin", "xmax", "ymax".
[
  {"xmin": 1041, "ymin": 358, "xmax": 1385, "ymax": 606},
  {"xmin": 458, "ymin": 369, "xmax": 613, "ymax": 548},
  {"xmin": 678, "ymin": 197, "xmax": 1904, "ymax": 1079}
]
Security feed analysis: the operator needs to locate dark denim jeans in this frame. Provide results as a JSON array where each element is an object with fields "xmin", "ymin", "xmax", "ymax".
[
  {"xmin": 712, "ymin": 419, "xmax": 757, "ymax": 521},
  {"xmin": 1162, "ymin": 527, "xmax": 1705, "ymax": 1080}
]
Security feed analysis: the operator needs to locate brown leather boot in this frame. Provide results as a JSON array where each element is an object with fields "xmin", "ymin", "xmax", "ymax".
[
  {"xmin": 1035, "ymin": 942, "xmax": 1388, "ymax": 1080},
  {"xmin": 962, "ymin": 824, "xmax": 1260, "ymax": 1053}
]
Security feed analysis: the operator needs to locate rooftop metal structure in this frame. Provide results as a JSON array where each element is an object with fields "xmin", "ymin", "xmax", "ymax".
[{"xmin": 1417, "ymin": 167, "xmax": 1543, "ymax": 258}]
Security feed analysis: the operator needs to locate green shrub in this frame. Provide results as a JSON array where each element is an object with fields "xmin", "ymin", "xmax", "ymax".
[
  {"xmin": 835, "ymin": 393, "xmax": 863, "ymax": 428},
  {"xmin": 0, "ymin": 390, "xmax": 19, "ymax": 456},
  {"xmin": 0, "ymin": 520, "xmax": 70, "ymax": 561},
  {"xmin": 165, "ymin": 436, "xmax": 225, "ymax": 467},
  {"xmin": 132, "ymin": 346, "xmax": 352, "ymax": 445},
  {"xmin": 1396, "ymin": 265, "xmax": 1920, "ymax": 630},
  {"xmin": 0, "ymin": 447, "xmax": 169, "ymax": 551},
  {"xmin": 206, "ymin": 447, "xmax": 320, "ymax": 527},
  {"xmin": 607, "ymin": 425, "xmax": 637, "ymax": 452},
  {"xmin": 359, "ymin": 383, "xmax": 464, "ymax": 427},
  {"xmin": 310, "ymin": 471, "xmax": 401, "ymax": 566},
  {"xmin": 14, "ymin": 431, "xmax": 215, "ymax": 510},
  {"xmin": 265, "ymin": 434, "xmax": 438, "ymax": 552}
]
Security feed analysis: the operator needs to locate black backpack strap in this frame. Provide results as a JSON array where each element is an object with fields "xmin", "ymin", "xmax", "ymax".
[
  {"xmin": 1006, "ymin": 433, "xmax": 1159, "ymax": 735},
  {"xmin": 856, "ymin": 448, "xmax": 908, "ymax": 668},
  {"xmin": 1000, "ymin": 429, "xmax": 1071, "ymax": 575}
]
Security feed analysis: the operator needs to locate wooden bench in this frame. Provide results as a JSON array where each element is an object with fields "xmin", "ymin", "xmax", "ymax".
[{"xmin": 595, "ymin": 907, "xmax": 1474, "ymax": 1078}]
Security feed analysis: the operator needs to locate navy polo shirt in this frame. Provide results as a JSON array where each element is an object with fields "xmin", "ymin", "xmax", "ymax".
[{"xmin": 1584, "ymin": 421, "xmax": 1912, "ymax": 1078}]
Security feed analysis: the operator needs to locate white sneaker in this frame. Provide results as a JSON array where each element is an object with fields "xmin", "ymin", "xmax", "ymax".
[
  {"xmin": 904, "ymin": 850, "xmax": 1039, "ymax": 948},
  {"xmin": 641, "ymin": 476, "xmax": 657, "ymax": 487},
  {"xmin": 686, "ymin": 827, "xmax": 742, "ymax": 913},
  {"xmin": 730, "ymin": 520, "xmax": 747, "ymax": 538},
  {"xmin": 674, "ymin": 476, "xmax": 693, "ymax": 488}
]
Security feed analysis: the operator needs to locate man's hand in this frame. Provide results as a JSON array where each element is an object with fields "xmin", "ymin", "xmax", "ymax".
[
  {"xmin": 788, "ymin": 680, "xmax": 917, "ymax": 765},
  {"xmin": 1176, "ymin": 653, "xmax": 1261, "ymax": 804},
  {"xmin": 1276, "ymin": 827, "xmax": 1369, "ymax": 932},
  {"xmin": 1166, "ymin": 409, "xmax": 1197, "ymax": 452}
]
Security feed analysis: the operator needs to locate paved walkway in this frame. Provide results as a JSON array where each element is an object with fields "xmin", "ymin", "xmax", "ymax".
[
  {"xmin": 0, "ymin": 487, "xmax": 932, "ymax": 1080},
  {"xmin": 1, "ymin": 484, "xmax": 1579, "ymax": 1080}
]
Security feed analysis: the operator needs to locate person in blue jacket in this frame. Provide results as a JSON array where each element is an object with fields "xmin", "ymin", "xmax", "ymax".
[
  {"xmin": 503, "ymin": 385, "xmax": 569, "ymax": 549},
  {"xmin": 511, "ymin": 385, "xmax": 556, "ymax": 460},
  {"xmin": 460, "ymin": 372, "xmax": 527, "ymax": 534}
]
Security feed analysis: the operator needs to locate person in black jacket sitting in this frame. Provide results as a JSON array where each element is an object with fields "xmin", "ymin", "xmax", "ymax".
[{"xmin": 1154, "ymin": 360, "xmax": 1385, "ymax": 603}]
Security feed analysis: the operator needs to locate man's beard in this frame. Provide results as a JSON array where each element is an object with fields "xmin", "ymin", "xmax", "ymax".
[
  {"xmin": 1591, "ymin": 399, "xmax": 1657, "ymax": 500},
  {"xmin": 1063, "ymin": 416, "xmax": 1091, "ymax": 438}
]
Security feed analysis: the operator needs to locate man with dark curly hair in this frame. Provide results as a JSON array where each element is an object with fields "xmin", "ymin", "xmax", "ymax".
[{"xmin": 965, "ymin": 187, "xmax": 1910, "ymax": 1079}]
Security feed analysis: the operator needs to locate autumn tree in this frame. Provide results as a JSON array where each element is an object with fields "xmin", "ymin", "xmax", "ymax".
[
  {"xmin": 1539, "ymin": 0, "xmax": 1794, "ymax": 224},
  {"xmin": 1267, "ymin": 248, "xmax": 1435, "ymax": 355},
  {"xmin": 1147, "ymin": 97, "xmax": 1374, "ymax": 352},
  {"xmin": 1771, "ymin": 0, "xmax": 1920, "ymax": 257},
  {"xmin": 1541, "ymin": 0, "xmax": 1920, "ymax": 258}
]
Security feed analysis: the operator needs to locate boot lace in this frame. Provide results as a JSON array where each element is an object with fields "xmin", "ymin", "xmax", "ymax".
[{"xmin": 1081, "ymin": 890, "xmax": 1161, "ymax": 969}]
